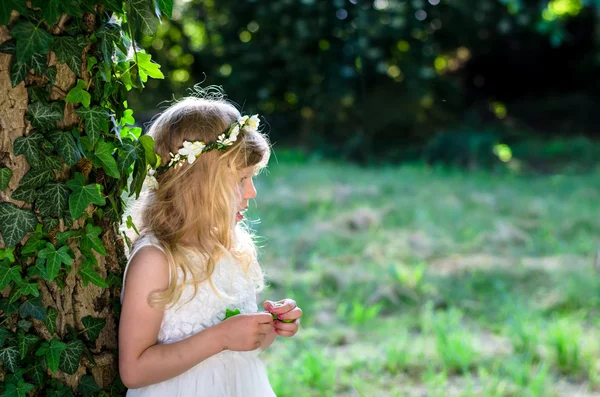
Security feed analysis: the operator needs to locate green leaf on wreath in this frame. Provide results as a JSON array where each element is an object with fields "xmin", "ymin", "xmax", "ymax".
[
  {"xmin": 19, "ymin": 296, "xmax": 46, "ymax": 321},
  {"xmin": 36, "ymin": 182, "xmax": 70, "ymax": 218},
  {"xmin": 26, "ymin": 101, "xmax": 64, "ymax": 130},
  {"xmin": 0, "ymin": 345, "xmax": 19, "ymax": 372},
  {"xmin": 0, "ymin": 203, "xmax": 37, "ymax": 248},
  {"xmin": 66, "ymin": 79, "xmax": 91, "ymax": 108},
  {"xmin": 79, "ymin": 260, "xmax": 109, "ymax": 288},
  {"xmin": 38, "ymin": 243, "xmax": 72, "ymax": 282},
  {"xmin": 59, "ymin": 339, "xmax": 83, "ymax": 374},
  {"xmin": 94, "ymin": 138, "xmax": 120, "ymax": 178},
  {"xmin": 35, "ymin": 338, "xmax": 66, "ymax": 373},
  {"xmin": 78, "ymin": 375, "xmax": 100, "ymax": 397},
  {"xmin": 0, "ymin": 167, "xmax": 13, "ymax": 190},
  {"xmin": 17, "ymin": 329, "xmax": 39, "ymax": 360},
  {"xmin": 82, "ymin": 315, "xmax": 106, "ymax": 343},
  {"xmin": 66, "ymin": 172, "xmax": 105, "ymax": 219},
  {"xmin": 76, "ymin": 106, "xmax": 109, "ymax": 146},
  {"xmin": 9, "ymin": 20, "xmax": 53, "ymax": 63},
  {"xmin": 81, "ymin": 223, "xmax": 106, "ymax": 256}
]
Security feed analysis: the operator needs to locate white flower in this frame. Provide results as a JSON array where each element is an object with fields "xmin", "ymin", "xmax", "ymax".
[
  {"xmin": 147, "ymin": 167, "xmax": 156, "ymax": 176},
  {"xmin": 238, "ymin": 115, "xmax": 249, "ymax": 126},
  {"xmin": 229, "ymin": 125, "xmax": 240, "ymax": 142},
  {"xmin": 246, "ymin": 115, "xmax": 260, "ymax": 131},
  {"xmin": 145, "ymin": 175, "xmax": 159, "ymax": 190},
  {"xmin": 178, "ymin": 140, "xmax": 205, "ymax": 164},
  {"xmin": 217, "ymin": 133, "xmax": 234, "ymax": 146}
]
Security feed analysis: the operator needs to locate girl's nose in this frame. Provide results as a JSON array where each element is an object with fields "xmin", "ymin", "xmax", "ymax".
[{"xmin": 244, "ymin": 179, "xmax": 257, "ymax": 199}]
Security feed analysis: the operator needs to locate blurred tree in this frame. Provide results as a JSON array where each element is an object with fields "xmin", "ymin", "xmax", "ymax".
[{"xmin": 130, "ymin": 0, "xmax": 599, "ymax": 161}]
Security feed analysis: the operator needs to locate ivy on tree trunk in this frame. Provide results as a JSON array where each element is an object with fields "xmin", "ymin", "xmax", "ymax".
[{"xmin": 0, "ymin": 0, "xmax": 171, "ymax": 395}]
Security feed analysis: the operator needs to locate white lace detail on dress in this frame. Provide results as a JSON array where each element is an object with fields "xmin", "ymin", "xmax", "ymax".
[{"xmin": 121, "ymin": 234, "xmax": 261, "ymax": 345}]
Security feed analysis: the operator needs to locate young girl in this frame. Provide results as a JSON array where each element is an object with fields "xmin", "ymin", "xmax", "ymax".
[{"xmin": 118, "ymin": 90, "xmax": 302, "ymax": 396}]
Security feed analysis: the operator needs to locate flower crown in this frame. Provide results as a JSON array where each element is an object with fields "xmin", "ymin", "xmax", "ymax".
[{"xmin": 145, "ymin": 114, "xmax": 260, "ymax": 189}]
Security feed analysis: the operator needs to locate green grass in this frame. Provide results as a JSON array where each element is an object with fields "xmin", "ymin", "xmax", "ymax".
[{"xmin": 252, "ymin": 156, "xmax": 600, "ymax": 396}]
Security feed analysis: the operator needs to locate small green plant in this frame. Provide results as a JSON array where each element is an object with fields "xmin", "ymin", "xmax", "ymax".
[
  {"xmin": 508, "ymin": 316, "xmax": 541, "ymax": 359},
  {"xmin": 296, "ymin": 348, "xmax": 337, "ymax": 396},
  {"xmin": 429, "ymin": 308, "xmax": 479, "ymax": 374},
  {"xmin": 546, "ymin": 316, "xmax": 583, "ymax": 375},
  {"xmin": 336, "ymin": 300, "xmax": 384, "ymax": 326}
]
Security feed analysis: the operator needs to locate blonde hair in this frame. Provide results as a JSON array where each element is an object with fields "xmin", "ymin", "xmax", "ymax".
[{"xmin": 125, "ymin": 88, "xmax": 271, "ymax": 309}]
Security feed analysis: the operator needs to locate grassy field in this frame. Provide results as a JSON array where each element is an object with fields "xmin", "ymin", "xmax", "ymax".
[{"xmin": 249, "ymin": 155, "xmax": 600, "ymax": 397}]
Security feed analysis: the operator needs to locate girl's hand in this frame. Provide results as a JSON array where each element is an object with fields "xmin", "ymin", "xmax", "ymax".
[
  {"xmin": 264, "ymin": 299, "xmax": 302, "ymax": 337},
  {"xmin": 217, "ymin": 312, "xmax": 274, "ymax": 351}
]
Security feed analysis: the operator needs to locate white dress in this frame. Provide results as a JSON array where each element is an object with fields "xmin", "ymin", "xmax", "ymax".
[{"xmin": 120, "ymin": 234, "xmax": 276, "ymax": 397}]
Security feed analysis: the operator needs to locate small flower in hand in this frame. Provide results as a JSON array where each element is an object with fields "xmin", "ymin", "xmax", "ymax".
[{"xmin": 263, "ymin": 299, "xmax": 302, "ymax": 337}]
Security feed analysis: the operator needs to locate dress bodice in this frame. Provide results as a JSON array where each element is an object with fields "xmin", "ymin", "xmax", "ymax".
[{"xmin": 121, "ymin": 234, "xmax": 261, "ymax": 344}]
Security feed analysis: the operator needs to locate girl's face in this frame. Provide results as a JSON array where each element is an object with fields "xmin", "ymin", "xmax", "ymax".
[{"xmin": 236, "ymin": 166, "xmax": 257, "ymax": 223}]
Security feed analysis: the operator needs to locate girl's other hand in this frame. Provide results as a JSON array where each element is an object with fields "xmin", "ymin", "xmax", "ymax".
[
  {"xmin": 263, "ymin": 299, "xmax": 302, "ymax": 337},
  {"xmin": 217, "ymin": 312, "xmax": 274, "ymax": 351}
]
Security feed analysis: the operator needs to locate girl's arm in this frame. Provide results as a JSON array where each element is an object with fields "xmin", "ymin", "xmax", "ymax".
[{"xmin": 119, "ymin": 247, "xmax": 274, "ymax": 389}]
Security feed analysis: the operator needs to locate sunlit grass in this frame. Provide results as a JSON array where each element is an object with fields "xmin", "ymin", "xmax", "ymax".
[{"xmin": 255, "ymin": 156, "xmax": 600, "ymax": 396}]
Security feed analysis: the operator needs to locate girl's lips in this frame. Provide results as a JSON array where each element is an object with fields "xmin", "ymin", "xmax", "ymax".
[{"xmin": 236, "ymin": 211, "xmax": 244, "ymax": 221}]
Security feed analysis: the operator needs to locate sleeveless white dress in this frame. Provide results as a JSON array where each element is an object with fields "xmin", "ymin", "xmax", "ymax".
[{"xmin": 120, "ymin": 234, "xmax": 276, "ymax": 397}]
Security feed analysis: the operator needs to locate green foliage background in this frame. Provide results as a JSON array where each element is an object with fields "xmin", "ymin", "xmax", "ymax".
[{"xmin": 0, "ymin": 1, "xmax": 167, "ymax": 395}]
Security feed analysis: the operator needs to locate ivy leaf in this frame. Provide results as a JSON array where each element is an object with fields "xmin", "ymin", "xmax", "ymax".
[
  {"xmin": 78, "ymin": 375, "xmax": 100, "ymax": 397},
  {"xmin": 104, "ymin": 0, "xmax": 123, "ymax": 13},
  {"xmin": 0, "ymin": 203, "xmax": 37, "ymax": 248},
  {"xmin": 79, "ymin": 260, "xmax": 109, "ymax": 289},
  {"xmin": 0, "ymin": 247, "xmax": 15, "ymax": 263},
  {"xmin": 41, "ymin": 308, "xmax": 57, "ymax": 337},
  {"xmin": 157, "ymin": 0, "xmax": 173, "ymax": 18},
  {"xmin": 9, "ymin": 58, "xmax": 28, "ymax": 87},
  {"xmin": 27, "ymin": 256, "xmax": 49, "ymax": 281},
  {"xmin": 59, "ymin": 340, "xmax": 83, "ymax": 374},
  {"xmin": 97, "ymin": 23, "xmax": 121, "ymax": 65},
  {"xmin": 5, "ymin": 379, "xmax": 35, "ymax": 397},
  {"xmin": 0, "ymin": 0, "xmax": 28, "ymax": 27},
  {"xmin": 21, "ymin": 230, "xmax": 47, "ymax": 255},
  {"xmin": 45, "ymin": 65, "xmax": 57, "ymax": 85},
  {"xmin": 0, "ymin": 345, "xmax": 19, "ymax": 372},
  {"xmin": 29, "ymin": 359, "xmax": 47, "ymax": 386},
  {"xmin": 66, "ymin": 79, "xmax": 91, "ymax": 108},
  {"xmin": 66, "ymin": 172, "xmax": 106, "ymax": 219},
  {"xmin": 9, "ymin": 20, "xmax": 53, "ymax": 63},
  {"xmin": 0, "ymin": 298, "xmax": 20, "ymax": 315},
  {"xmin": 129, "ymin": 158, "xmax": 146, "ymax": 198},
  {"xmin": 82, "ymin": 315, "xmax": 105, "ymax": 343},
  {"xmin": 32, "ymin": 0, "xmax": 63, "ymax": 26},
  {"xmin": 139, "ymin": 135, "xmax": 158, "ymax": 165},
  {"xmin": 27, "ymin": 101, "xmax": 64, "ymax": 130},
  {"xmin": 37, "ymin": 152, "xmax": 62, "ymax": 171},
  {"xmin": 81, "ymin": 223, "xmax": 106, "ymax": 256},
  {"xmin": 117, "ymin": 142, "xmax": 137, "ymax": 173},
  {"xmin": 56, "ymin": 230, "xmax": 78, "ymax": 246},
  {"xmin": 0, "ymin": 327, "xmax": 10, "ymax": 347},
  {"xmin": 38, "ymin": 243, "xmax": 73, "ymax": 281},
  {"xmin": 13, "ymin": 132, "xmax": 45, "ymax": 166},
  {"xmin": 0, "ymin": 39, "xmax": 16, "ymax": 55},
  {"xmin": 0, "ymin": 259, "xmax": 22, "ymax": 290},
  {"xmin": 49, "ymin": 130, "xmax": 81, "ymax": 167},
  {"xmin": 28, "ymin": 52, "xmax": 47, "ymax": 76},
  {"xmin": 19, "ymin": 296, "xmax": 46, "ymax": 321},
  {"xmin": 42, "ymin": 217, "xmax": 59, "ymax": 233},
  {"xmin": 35, "ymin": 338, "xmax": 66, "ymax": 373},
  {"xmin": 19, "ymin": 168, "xmax": 55, "ymax": 189},
  {"xmin": 136, "ymin": 51, "xmax": 164, "ymax": 82},
  {"xmin": 94, "ymin": 138, "xmax": 120, "ymax": 178},
  {"xmin": 12, "ymin": 278, "xmax": 39, "ymax": 300},
  {"xmin": 0, "ymin": 167, "xmax": 13, "ymax": 190},
  {"xmin": 130, "ymin": 0, "xmax": 159, "ymax": 36},
  {"xmin": 36, "ymin": 183, "xmax": 70, "ymax": 218},
  {"xmin": 17, "ymin": 320, "xmax": 32, "ymax": 331},
  {"xmin": 76, "ymin": 106, "xmax": 109, "ymax": 146},
  {"xmin": 11, "ymin": 185, "xmax": 38, "ymax": 203},
  {"xmin": 17, "ymin": 330, "xmax": 39, "ymax": 360}
]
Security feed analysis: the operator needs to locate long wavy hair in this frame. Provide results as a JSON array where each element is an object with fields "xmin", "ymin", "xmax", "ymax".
[{"xmin": 124, "ymin": 89, "xmax": 271, "ymax": 309}]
